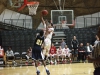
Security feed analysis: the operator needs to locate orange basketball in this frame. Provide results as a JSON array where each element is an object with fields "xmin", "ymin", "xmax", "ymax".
[{"xmin": 41, "ymin": 10, "xmax": 48, "ymax": 16}]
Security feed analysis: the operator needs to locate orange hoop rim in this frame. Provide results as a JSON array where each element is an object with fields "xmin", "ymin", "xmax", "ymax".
[
  {"xmin": 18, "ymin": 1, "xmax": 39, "ymax": 11},
  {"xmin": 27, "ymin": 1, "xmax": 39, "ymax": 5}
]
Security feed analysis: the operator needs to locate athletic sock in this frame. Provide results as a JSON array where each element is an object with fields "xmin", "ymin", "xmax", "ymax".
[
  {"xmin": 45, "ymin": 66, "xmax": 48, "ymax": 71},
  {"xmin": 36, "ymin": 67, "xmax": 39, "ymax": 72}
]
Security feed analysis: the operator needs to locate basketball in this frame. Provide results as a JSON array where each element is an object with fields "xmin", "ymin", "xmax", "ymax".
[{"xmin": 41, "ymin": 10, "xmax": 48, "ymax": 16}]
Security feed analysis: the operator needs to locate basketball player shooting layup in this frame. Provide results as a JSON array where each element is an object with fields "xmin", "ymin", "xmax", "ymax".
[
  {"xmin": 32, "ymin": 30, "xmax": 50, "ymax": 75},
  {"xmin": 41, "ymin": 15, "xmax": 54, "ymax": 60}
]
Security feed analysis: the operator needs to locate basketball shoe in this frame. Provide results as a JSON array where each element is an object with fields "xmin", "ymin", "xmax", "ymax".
[
  {"xmin": 46, "ymin": 70, "xmax": 50, "ymax": 75},
  {"xmin": 36, "ymin": 70, "xmax": 40, "ymax": 75}
]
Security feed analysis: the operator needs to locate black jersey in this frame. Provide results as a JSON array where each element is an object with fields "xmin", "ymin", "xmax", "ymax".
[
  {"xmin": 71, "ymin": 39, "xmax": 79, "ymax": 49},
  {"xmin": 34, "ymin": 35, "xmax": 44, "ymax": 47}
]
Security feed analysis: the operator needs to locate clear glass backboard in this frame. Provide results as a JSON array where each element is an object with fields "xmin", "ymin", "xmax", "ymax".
[{"xmin": 51, "ymin": 10, "xmax": 74, "ymax": 25}]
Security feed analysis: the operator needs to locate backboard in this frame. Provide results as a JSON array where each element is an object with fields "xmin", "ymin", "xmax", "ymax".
[{"xmin": 51, "ymin": 10, "xmax": 74, "ymax": 25}]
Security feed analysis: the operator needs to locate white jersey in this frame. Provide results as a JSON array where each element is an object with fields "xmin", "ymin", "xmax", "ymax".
[
  {"xmin": 63, "ymin": 48, "xmax": 70, "ymax": 55},
  {"xmin": 46, "ymin": 28, "xmax": 54, "ymax": 39},
  {"xmin": 43, "ymin": 23, "xmax": 54, "ymax": 39},
  {"xmin": 57, "ymin": 48, "xmax": 63, "ymax": 55}
]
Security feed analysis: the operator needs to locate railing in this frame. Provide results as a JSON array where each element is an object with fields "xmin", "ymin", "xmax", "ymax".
[
  {"xmin": 4, "ymin": 19, "xmax": 32, "ymax": 29},
  {"xmin": 54, "ymin": 17, "xmax": 99, "ymax": 29}
]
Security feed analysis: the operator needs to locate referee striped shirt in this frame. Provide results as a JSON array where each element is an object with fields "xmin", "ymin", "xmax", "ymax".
[{"xmin": 93, "ymin": 41, "xmax": 100, "ymax": 68}]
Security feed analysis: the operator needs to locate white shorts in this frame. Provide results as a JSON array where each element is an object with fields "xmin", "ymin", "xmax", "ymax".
[
  {"xmin": 43, "ymin": 38, "xmax": 51, "ymax": 56},
  {"xmin": 57, "ymin": 54, "xmax": 65, "ymax": 56},
  {"xmin": 44, "ymin": 38, "xmax": 51, "ymax": 46},
  {"xmin": 64, "ymin": 53, "xmax": 71, "ymax": 57},
  {"xmin": 49, "ymin": 54, "xmax": 56, "ymax": 57}
]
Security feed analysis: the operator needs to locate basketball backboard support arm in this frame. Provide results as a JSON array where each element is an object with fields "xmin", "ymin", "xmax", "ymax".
[
  {"xmin": 18, "ymin": 0, "xmax": 27, "ymax": 11},
  {"xmin": 18, "ymin": 4, "xmax": 26, "ymax": 11}
]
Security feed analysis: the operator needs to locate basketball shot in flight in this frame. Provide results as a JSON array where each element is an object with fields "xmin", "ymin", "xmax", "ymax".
[{"xmin": 41, "ymin": 10, "xmax": 48, "ymax": 16}]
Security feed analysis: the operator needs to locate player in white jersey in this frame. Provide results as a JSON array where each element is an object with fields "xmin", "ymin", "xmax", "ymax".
[
  {"xmin": 63, "ymin": 45, "xmax": 72, "ymax": 63},
  {"xmin": 56, "ymin": 46, "xmax": 65, "ymax": 64},
  {"xmin": 41, "ymin": 16, "xmax": 54, "ymax": 60}
]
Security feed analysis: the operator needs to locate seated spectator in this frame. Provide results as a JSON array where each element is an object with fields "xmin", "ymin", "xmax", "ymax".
[
  {"xmin": 6, "ymin": 47, "xmax": 14, "ymax": 61},
  {"xmin": 0, "ymin": 46, "xmax": 4, "ymax": 58},
  {"xmin": 56, "ymin": 46, "xmax": 65, "ymax": 64},
  {"xmin": 26, "ymin": 47, "xmax": 32, "ymax": 60},
  {"xmin": 0, "ymin": 46, "xmax": 5, "ymax": 65},
  {"xmin": 85, "ymin": 43, "xmax": 93, "ymax": 56},
  {"xmin": 49, "ymin": 43, "xmax": 57, "ymax": 64},
  {"xmin": 63, "ymin": 45, "xmax": 72, "ymax": 63},
  {"xmin": 78, "ymin": 43, "xmax": 86, "ymax": 62}
]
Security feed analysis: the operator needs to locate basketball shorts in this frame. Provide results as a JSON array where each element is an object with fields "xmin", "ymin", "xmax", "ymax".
[
  {"xmin": 7, "ymin": 56, "xmax": 14, "ymax": 60},
  {"xmin": 32, "ymin": 46, "xmax": 44, "ymax": 60},
  {"xmin": 72, "ymin": 49, "xmax": 78, "ymax": 55},
  {"xmin": 57, "ymin": 54, "xmax": 64, "ymax": 56},
  {"xmin": 64, "ymin": 53, "xmax": 71, "ymax": 57},
  {"xmin": 43, "ymin": 38, "xmax": 51, "ymax": 56},
  {"xmin": 49, "ymin": 54, "xmax": 56, "ymax": 57}
]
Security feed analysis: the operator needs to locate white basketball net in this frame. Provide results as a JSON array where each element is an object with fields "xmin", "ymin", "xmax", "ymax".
[{"xmin": 27, "ymin": 2, "xmax": 39, "ymax": 15}]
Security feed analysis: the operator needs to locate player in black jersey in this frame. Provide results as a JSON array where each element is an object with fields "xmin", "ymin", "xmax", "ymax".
[{"xmin": 32, "ymin": 30, "xmax": 50, "ymax": 75}]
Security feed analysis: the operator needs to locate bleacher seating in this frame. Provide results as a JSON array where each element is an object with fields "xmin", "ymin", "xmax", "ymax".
[{"xmin": 1, "ymin": 30, "xmax": 36, "ymax": 53}]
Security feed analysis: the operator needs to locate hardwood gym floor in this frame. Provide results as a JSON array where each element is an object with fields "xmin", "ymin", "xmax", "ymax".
[{"xmin": 0, "ymin": 63, "xmax": 94, "ymax": 75}]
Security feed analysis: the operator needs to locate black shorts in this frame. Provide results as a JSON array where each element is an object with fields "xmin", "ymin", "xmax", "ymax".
[
  {"xmin": 6, "ymin": 56, "xmax": 14, "ymax": 60},
  {"xmin": 32, "ymin": 46, "xmax": 44, "ymax": 60},
  {"xmin": 72, "ymin": 50, "xmax": 78, "ymax": 55}
]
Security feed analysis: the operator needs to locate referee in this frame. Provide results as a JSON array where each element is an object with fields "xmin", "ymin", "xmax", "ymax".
[{"xmin": 88, "ymin": 27, "xmax": 100, "ymax": 75}]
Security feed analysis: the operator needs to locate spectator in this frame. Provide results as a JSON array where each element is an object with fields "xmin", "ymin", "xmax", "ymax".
[
  {"xmin": 92, "ymin": 35, "xmax": 99, "ymax": 57},
  {"xmin": 0, "ymin": 46, "xmax": 4, "ymax": 57},
  {"xmin": 49, "ymin": 43, "xmax": 57, "ymax": 64},
  {"xmin": 0, "ymin": 46, "xmax": 5, "ymax": 65},
  {"xmin": 71, "ymin": 36, "xmax": 79, "ymax": 61},
  {"xmin": 78, "ymin": 43, "xmax": 85, "ymax": 62},
  {"xmin": 87, "ymin": 26, "xmax": 100, "ymax": 75},
  {"xmin": 94, "ymin": 35, "xmax": 99, "ymax": 47},
  {"xmin": 26, "ymin": 47, "xmax": 32, "ymax": 60},
  {"xmin": 6, "ymin": 47, "xmax": 14, "ymax": 61},
  {"xmin": 85, "ymin": 43, "xmax": 93, "ymax": 56},
  {"xmin": 61, "ymin": 39, "xmax": 66, "ymax": 49}
]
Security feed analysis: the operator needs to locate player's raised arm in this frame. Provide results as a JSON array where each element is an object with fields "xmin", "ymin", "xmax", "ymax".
[{"xmin": 41, "ymin": 15, "xmax": 46, "ymax": 26}]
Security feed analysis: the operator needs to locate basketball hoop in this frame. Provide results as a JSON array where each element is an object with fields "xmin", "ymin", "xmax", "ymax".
[
  {"xmin": 27, "ymin": 2, "xmax": 39, "ymax": 15},
  {"xmin": 18, "ymin": 0, "xmax": 39, "ymax": 15}
]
